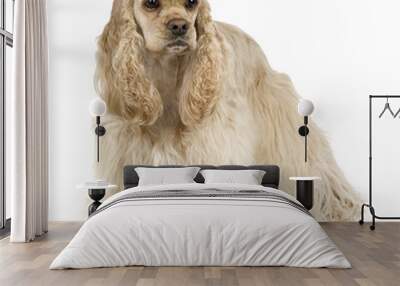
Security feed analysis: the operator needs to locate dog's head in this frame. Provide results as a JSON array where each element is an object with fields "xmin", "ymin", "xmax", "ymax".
[
  {"xmin": 134, "ymin": 0, "xmax": 203, "ymax": 54},
  {"xmin": 96, "ymin": 0, "xmax": 221, "ymax": 126}
]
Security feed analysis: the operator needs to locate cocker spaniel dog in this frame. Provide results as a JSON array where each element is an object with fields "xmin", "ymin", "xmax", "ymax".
[{"xmin": 95, "ymin": 0, "xmax": 360, "ymax": 220}]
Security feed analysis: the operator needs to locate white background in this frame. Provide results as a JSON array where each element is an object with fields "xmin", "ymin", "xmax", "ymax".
[{"xmin": 47, "ymin": 0, "xmax": 400, "ymax": 221}]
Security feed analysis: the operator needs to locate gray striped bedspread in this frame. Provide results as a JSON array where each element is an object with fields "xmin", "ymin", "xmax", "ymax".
[{"xmin": 50, "ymin": 183, "xmax": 351, "ymax": 269}]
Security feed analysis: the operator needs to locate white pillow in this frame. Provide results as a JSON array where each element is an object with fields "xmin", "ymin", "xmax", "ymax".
[
  {"xmin": 135, "ymin": 167, "xmax": 201, "ymax": 186},
  {"xmin": 200, "ymin": 169, "xmax": 266, "ymax": 185}
]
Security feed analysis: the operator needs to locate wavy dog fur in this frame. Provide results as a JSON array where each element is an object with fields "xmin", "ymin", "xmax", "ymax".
[{"xmin": 95, "ymin": 0, "xmax": 360, "ymax": 221}]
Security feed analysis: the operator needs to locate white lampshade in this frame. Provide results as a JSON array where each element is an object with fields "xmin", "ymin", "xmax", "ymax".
[
  {"xmin": 298, "ymin": 99, "xmax": 315, "ymax": 116},
  {"xmin": 89, "ymin": 98, "xmax": 107, "ymax": 117}
]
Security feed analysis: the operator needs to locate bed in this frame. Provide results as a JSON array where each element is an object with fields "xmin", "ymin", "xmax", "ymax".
[{"xmin": 50, "ymin": 165, "xmax": 350, "ymax": 269}]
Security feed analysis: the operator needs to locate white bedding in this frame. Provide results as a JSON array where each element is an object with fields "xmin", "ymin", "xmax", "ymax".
[{"xmin": 50, "ymin": 183, "xmax": 351, "ymax": 269}]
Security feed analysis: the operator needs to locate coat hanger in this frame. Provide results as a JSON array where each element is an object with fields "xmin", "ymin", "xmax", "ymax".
[
  {"xmin": 394, "ymin": 104, "xmax": 400, "ymax": 118},
  {"xmin": 379, "ymin": 97, "xmax": 396, "ymax": 118}
]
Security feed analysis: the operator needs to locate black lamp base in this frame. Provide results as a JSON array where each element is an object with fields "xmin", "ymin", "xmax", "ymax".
[
  {"xmin": 298, "ymin": 126, "xmax": 310, "ymax": 137},
  {"xmin": 95, "ymin": 126, "xmax": 106, "ymax": 137}
]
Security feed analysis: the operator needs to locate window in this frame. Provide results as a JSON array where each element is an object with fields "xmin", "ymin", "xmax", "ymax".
[{"xmin": 0, "ymin": 0, "xmax": 14, "ymax": 235}]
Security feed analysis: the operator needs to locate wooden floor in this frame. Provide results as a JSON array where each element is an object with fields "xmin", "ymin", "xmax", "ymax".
[{"xmin": 0, "ymin": 222, "xmax": 399, "ymax": 286}]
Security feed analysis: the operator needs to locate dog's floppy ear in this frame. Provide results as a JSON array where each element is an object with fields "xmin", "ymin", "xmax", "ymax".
[
  {"xmin": 96, "ymin": 0, "xmax": 163, "ymax": 125},
  {"xmin": 179, "ymin": 0, "xmax": 223, "ymax": 127}
]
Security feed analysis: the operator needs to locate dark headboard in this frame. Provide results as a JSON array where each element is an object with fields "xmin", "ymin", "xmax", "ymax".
[{"xmin": 123, "ymin": 165, "xmax": 280, "ymax": 190}]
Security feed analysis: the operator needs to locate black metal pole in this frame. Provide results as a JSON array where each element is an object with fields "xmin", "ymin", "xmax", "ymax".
[
  {"xmin": 97, "ymin": 129, "xmax": 100, "ymax": 163},
  {"xmin": 304, "ymin": 116, "xmax": 309, "ymax": 163},
  {"xmin": 96, "ymin": 116, "xmax": 100, "ymax": 163},
  {"xmin": 305, "ymin": 132, "xmax": 308, "ymax": 163},
  {"xmin": 369, "ymin": 96, "xmax": 372, "ymax": 206}
]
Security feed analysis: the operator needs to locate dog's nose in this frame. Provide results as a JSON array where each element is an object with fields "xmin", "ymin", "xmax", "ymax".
[{"xmin": 167, "ymin": 19, "xmax": 189, "ymax": 36}]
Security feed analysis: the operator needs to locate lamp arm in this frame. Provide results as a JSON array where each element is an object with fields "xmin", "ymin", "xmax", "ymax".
[
  {"xmin": 298, "ymin": 116, "xmax": 310, "ymax": 163},
  {"xmin": 305, "ymin": 128, "xmax": 308, "ymax": 163},
  {"xmin": 97, "ymin": 116, "xmax": 100, "ymax": 162},
  {"xmin": 94, "ymin": 116, "xmax": 106, "ymax": 163}
]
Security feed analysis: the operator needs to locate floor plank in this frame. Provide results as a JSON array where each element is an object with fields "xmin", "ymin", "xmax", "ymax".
[{"xmin": 0, "ymin": 222, "xmax": 399, "ymax": 286}]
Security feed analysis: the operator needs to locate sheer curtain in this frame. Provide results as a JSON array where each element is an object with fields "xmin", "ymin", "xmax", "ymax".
[{"xmin": 9, "ymin": 0, "xmax": 48, "ymax": 242}]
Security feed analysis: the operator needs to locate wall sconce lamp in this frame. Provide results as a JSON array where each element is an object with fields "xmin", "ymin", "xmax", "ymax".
[
  {"xmin": 89, "ymin": 98, "xmax": 107, "ymax": 162},
  {"xmin": 298, "ymin": 99, "xmax": 315, "ymax": 163}
]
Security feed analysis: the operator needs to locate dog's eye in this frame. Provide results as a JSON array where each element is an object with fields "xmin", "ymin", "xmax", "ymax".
[
  {"xmin": 144, "ymin": 0, "xmax": 160, "ymax": 10},
  {"xmin": 185, "ymin": 0, "xmax": 198, "ymax": 10}
]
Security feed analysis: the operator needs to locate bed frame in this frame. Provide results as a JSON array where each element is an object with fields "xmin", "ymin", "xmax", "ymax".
[{"xmin": 123, "ymin": 165, "xmax": 280, "ymax": 190}]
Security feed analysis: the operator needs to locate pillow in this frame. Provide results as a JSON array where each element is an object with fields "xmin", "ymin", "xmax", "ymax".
[
  {"xmin": 135, "ymin": 167, "xmax": 201, "ymax": 186},
  {"xmin": 200, "ymin": 169, "xmax": 266, "ymax": 185}
]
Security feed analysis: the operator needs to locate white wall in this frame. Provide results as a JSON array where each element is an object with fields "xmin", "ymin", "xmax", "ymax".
[
  {"xmin": 48, "ymin": 0, "xmax": 113, "ymax": 220},
  {"xmin": 48, "ymin": 0, "xmax": 400, "ymax": 221}
]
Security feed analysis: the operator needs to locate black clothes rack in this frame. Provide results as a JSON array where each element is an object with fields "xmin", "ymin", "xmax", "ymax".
[{"xmin": 359, "ymin": 95, "xmax": 400, "ymax": 230}]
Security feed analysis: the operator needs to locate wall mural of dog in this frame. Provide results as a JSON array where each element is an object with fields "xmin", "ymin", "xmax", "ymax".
[{"xmin": 95, "ymin": 0, "xmax": 360, "ymax": 221}]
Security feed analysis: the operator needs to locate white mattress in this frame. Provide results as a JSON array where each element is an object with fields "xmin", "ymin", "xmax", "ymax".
[{"xmin": 50, "ymin": 183, "xmax": 350, "ymax": 269}]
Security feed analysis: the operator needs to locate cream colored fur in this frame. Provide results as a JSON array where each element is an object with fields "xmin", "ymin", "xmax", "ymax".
[{"xmin": 95, "ymin": 0, "xmax": 360, "ymax": 221}]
